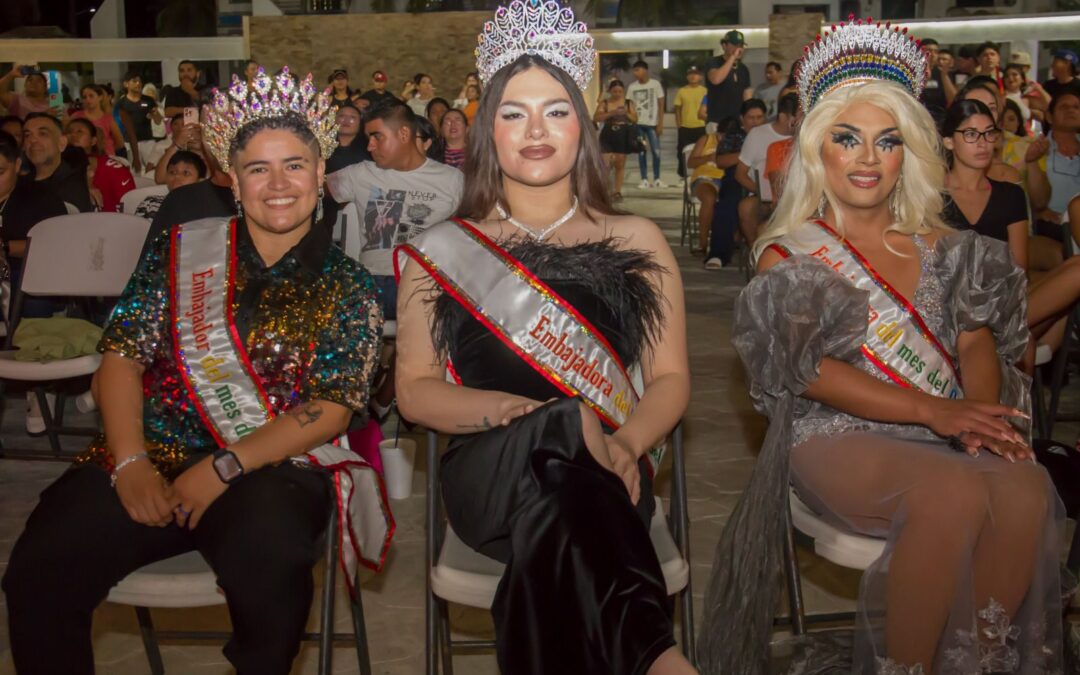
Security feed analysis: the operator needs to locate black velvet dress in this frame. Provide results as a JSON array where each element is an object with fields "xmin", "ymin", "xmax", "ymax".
[{"xmin": 431, "ymin": 238, "xmax": 676, "ymax": 675}]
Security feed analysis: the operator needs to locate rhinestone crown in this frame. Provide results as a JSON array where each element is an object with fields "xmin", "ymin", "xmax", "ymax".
[
  {"xmin": 475, "ymin": 0, "xmax": 597, "ymax": 91},
  {"xmin": 796, "ymin": 16, "xmax": 929, "ymax": 112},
  {"xmin": 204, "ymin": 66, "xmax": 338, "ymax": 172}
]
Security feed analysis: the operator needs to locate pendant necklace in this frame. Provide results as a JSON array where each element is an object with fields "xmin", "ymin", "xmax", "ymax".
[{"xmin": 496, "ymin": 197, "xmax": 579, "ymax": 242}]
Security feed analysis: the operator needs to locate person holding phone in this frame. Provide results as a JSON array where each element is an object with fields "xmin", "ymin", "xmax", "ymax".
[
  {"xmin": 0, "ymin": 65, "xmax": 53, "ymax": 119},
  {"xmin": 163, "ymin": 60, "xmax": 202, "ymax": 118},
  {"xmin": 704, "ymin": 31, "xmax": 753, "ymax": 125},
  {"xmin": 153, "ymin": 109, "xmax": 206, "ymax": 186}
]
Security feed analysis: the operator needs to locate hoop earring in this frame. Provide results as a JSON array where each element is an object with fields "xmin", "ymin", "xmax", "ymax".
[
  {"xmin": 316, "ymin": 185, "xmax": 324, "ymax": 224},
  {"xmin": 234, "ymin": 195, "xmax": 244, "ymax": 222},
  {"xmin": 890, "ymin": 174, "xmax": 903, "ymax": 219},
  {"xmin": 815, "ymin": 195, "xmax": 827, "ymax": 219}
]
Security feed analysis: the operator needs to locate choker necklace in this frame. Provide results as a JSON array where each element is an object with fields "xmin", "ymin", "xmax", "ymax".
[{"xmin": 496, "ymin": 197, "xmax": 579, "ymax": 242}]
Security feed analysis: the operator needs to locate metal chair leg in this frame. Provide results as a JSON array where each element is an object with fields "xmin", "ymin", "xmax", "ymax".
[
  {"xmin": 134, "ymin": 606, "xmax": 165, "ymax": 675},
  {"xmin": 349, "ymin": 570, "xmax": 373, "ymax": 675},
  {"xmin": 318, "ymin": 505, "xmax": 339, "ymax": 675},
  {"xmin": 1033, "ymin": 365, "xmax": 1049, "ymax": 439},
  {"xmin": 671, "ymin": 423, "xmax": 696, "ymax": 664},
  {"xmin": 1047, "ymin": 311, "xmax": 1076, "ymax": 434},
  {"xmin": 782, "ymin": 505, "xmax": 807, "ymax": 637},
  {"xmin": 437, "ymin": 598, "xmax": 454, "ymax": 675},
  {"xmin": 35, "ymin": 387, "xmax": 63, "ymax": 456}
]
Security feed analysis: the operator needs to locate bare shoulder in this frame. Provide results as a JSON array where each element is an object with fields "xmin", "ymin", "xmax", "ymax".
[{"xmin": 594, "ymin": 212, "xmax": 669, "ymax": 250}]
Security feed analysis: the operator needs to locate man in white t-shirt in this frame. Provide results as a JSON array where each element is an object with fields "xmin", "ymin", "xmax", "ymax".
[
  {"xmin": 326, "ymin": 100, "xmax": 463, "ymax": 320},
  {"xmin": 627, "ymin": 60, "xmax": 667, "ymax": 189},
  {"xmin": 735, "ymin": 92, "xmax": 800, "ymax": 244}
]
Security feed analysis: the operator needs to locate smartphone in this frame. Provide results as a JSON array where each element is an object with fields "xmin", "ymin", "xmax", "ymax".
[
  {"xmin": 19, "ymin": 63, "xmax": 38, "ymax": 77},
  {"xmin": 183, "ymin": 106, "xmax": 199, "ymax": 127},
  {"xmin": 45, "ymin": 71, "xmax": 63, "ymax": 111}
]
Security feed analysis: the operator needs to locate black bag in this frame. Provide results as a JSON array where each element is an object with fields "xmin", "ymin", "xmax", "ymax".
[{"xmin": 1033, "ymin": 438, "xmax": 1080, "ymax": 518}]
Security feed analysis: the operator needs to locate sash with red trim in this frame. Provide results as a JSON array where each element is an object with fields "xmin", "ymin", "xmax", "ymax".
[
  {"xmin": 768, "ymin": 220, "xmax": 963, "ymax": 399},
  {"xmin": 394, "ymin": 218, "xmax": 664, "ymax": 472},
  {"xmin": 170, "ymin": 217, "xmax": 393, "ymax": 593}
]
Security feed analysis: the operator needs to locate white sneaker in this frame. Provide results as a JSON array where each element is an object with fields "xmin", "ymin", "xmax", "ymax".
[
  {"xmin": 704, "ymin": 257, "xmax": 724, "ymax": 270},
  {"xmin": 26, "ymin": 391, "xmax": 56, "ymax": 435},
  {"xmin": 637, "ymin": 180, "xmax": 650, "ymax": 190},
  {"xmin": 653, "ymin": 179, "xmax": 669, "ymax": 189},
  {"xmin": 75, "ymin": 390, "xmax": 97, "ymax": 414}
]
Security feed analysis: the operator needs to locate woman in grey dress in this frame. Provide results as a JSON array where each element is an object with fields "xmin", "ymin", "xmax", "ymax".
[{"xmin": 698, "ymin": 20, "xmax": 1064, "ymax": 675}]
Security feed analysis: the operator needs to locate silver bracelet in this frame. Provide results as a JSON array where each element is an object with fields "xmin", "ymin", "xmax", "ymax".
[{"xmin": 110, "ymin": 452, "xmax": 149, "ymax": 488}]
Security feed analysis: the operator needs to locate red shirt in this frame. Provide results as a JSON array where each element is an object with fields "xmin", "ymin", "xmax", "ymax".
[{"xmin": 92, "ymin": 156, "xmax": 136, "ymax": 213}]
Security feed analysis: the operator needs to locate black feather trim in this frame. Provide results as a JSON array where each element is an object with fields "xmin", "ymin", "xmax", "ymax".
[{"xmin": 430, "ymin": 237, "xmax": 668, "ymax": 368}]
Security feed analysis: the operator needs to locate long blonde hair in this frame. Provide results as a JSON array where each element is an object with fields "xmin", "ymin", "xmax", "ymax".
[{"xmin": 754, "ymin": 81, "xmax": 948, "ymax": 260}]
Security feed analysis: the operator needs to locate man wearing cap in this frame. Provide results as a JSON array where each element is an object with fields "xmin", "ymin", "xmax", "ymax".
[
  {"xmin": 1009, "ymin": 50, "xmax": 1033, "ymax": 77},
  {"xmin": 329, "ymin": 68, "xmax": 365, "ymax": 110},
  {"xmin": 674, "ymin": 65, "xmax": 707, "ymax": 177},
  {"xmin": 1044, "ymin": 50, "xmax": 1079, "ymax": 102},
  {"xmin": 705, "ymin": 30, "xmax": 753, "ymax": 126},
  {"xmin": 360, "ymin": 71, "xmax": 398, "ymax": 108},
  {"xmin": 920, "ymin": 39, "xmax": 956, "ymax": 114}
]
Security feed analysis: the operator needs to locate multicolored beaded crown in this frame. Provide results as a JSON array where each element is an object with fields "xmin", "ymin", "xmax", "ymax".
[
  {"xmin": 205, "ymin": 66, "xmax": 338, "ymax": 172},
  {"xmin": 796, "ymin": 16, "xmax": 929, "ymax": 113},
  {"xmin": 475, "ymin": 0, "xmax": 597, "ymax": 91}
]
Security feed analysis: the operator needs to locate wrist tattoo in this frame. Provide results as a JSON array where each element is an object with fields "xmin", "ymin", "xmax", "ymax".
[
  {"xmin": 287, "ymin": 402, "xmax": 323, "ymax": 428},
  {"xmin": 457, "ymin": 416, "xmax": 494, "ymax": 432}
]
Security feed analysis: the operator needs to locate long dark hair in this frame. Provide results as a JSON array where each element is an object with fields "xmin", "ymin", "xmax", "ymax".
[{"xmin": 456, "ymin": 55, "xmax": 616, "ymax": 222}]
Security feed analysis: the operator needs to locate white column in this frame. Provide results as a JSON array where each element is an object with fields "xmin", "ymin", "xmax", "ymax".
[{"xmin": 90, "ymin": 0, "xmax": 126, "ymax": 86}]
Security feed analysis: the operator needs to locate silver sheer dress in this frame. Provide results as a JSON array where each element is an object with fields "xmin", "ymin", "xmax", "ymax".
[{"xmin": 698, "ymin": 229, "xmax": 1065, "ymax": 675}]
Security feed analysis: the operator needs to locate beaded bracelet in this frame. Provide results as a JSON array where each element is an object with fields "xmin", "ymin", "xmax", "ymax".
[{"xmin": 110, "ymin": 452, "xmax": 149, "ymax": 488}]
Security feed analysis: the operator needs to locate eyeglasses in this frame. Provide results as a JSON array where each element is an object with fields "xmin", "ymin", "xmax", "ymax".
[{"xmin": 955, "ymin": 128, "xmax": 1001, "ymax": 144}]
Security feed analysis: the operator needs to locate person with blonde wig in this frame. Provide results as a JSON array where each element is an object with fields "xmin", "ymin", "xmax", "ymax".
[{"xmin": 698, "ymin": 18, "xmax": 1064, "ymax": 675}]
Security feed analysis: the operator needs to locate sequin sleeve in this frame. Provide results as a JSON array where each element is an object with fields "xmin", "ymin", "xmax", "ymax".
[
  {"xmin": 298, "ymin": 260, "xmax": 383, "ymax": 414},
  {"xmin": 98, "ymin": 228, "xmax": 171, "ymax": 366},
  {"xmin": 732, "ymin": 255, "xmax": 869, "ymax": 418}
]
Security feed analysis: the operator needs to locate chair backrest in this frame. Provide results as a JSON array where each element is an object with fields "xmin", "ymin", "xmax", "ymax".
[
  {"xmin": 64, "ymin": 202, "xmax": 80, "ymax": 215},
  {"xmin": 133, "ymin": 175, "xmax": 156, "ymax": 189},
  {"xmin": 121, "ymin": 184, "xmax": 169, "ymax": 215},
  {"xmin": 21, "ymin": 213, "xmax": 150, "ymax": 296}
]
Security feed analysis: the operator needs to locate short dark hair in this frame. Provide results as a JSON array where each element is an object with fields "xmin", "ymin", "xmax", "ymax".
[
  {"xmin": 777, "ymin": 92, "xmax": 799, "ymax": 118},
  {"xmin": 363, "ymin": 99, "xmax": 418, "ymax": 137},
  {"xmin": 230, "ymin": 111, "xmax": 320, "ymax": 165},
  {"xmin": 413, "ymin": 72, "xmax": 431, "ymax": 86},
  {"xmin": 179, "ymin": 60, "xmax": 198, "ymax": 70},
  {"xmin": 0, "ymin": 130, "xmax": 19, "ymax": 164},
  {"xmin": 958, "ymin": 45, "xmax": 978, "ymax": 60},
  {"xmin": 976, "ymin": 41, "xmax": 1000, "ymax": 57},
  {"xmin": 766, "ymin": 61, "xmax": 782, "ymax": 71},
  {"xmin": 123, "ymin": 69, "xmax": 141, "ymax": 83},
  {"xmin": 170, "ymin": 112, "xmax": 185, "ymax": 126},
  {"xmin": 1049, "ymin": 84, "xmax": 1080, "ymax": 114},
  {"xmin": 921, "ymin": 38, "xmax": 939, "ymax": 47},
  {"xmin": 168, "ymin": 150, "xmax": 207, "ymax": 178},
  {"xmin": 608, "ymin": 79, "xmax": 625, "ymax": 91},
  {"xmin": 740, "ymin": 98, "xmax": 767, "ymax": 116},
  {"xmin": 336, "ymin": 102, "xmax": 362, "ymax": 116},
  {"xmin": 66, "ymin": 117, "xmax": 97, "ymax": 138},
  {"xmin": 632, "ymin": 60, "xmax": 649, "ymax": 70},
  {"xmin": 24, "ymin": 112, "xmax": 63, "ymax": 133},
  {"xmin": 0, "ymin": 115, "xmax": 23, "ymax": 131},
  {"xmin": 414, "ymin": 115, "xmax": 435, "ymax": 144},
  {"xmin": 426, "ymin": 97, "xmax": 451, "ymax": 118},
  {"xmin": 938, "ymin": 48, "xmax": 953, "ymax": 57}
]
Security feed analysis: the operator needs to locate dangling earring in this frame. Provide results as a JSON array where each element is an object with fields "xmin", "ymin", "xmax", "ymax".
[
  {"xmin": 234, "ymin": 195, "xmax": 244, "ymax": 221},
  {"xmin": 316, "ymin": 185, "xmax": 324, "ymax": 223},
  {"xmin": 890, "ymin": 174, "xmax": 903, "ymax": 219},
  {"xmin": 815, "ymin": 195, "xmax": 827, "ymax": 218}
]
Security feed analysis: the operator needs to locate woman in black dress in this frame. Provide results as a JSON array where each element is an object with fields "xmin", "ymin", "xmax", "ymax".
[{"xmin": 395, "ymin": 4, "xmax": 693, "ymax": 674}]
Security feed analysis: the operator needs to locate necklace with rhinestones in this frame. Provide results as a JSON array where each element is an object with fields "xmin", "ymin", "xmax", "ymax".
[{"xmin": 496, "ymin": 197, "xmax": 579, "ymax": 242}]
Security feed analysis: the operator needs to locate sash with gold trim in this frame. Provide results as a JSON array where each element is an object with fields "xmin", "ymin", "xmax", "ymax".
[
  {"xmin": 169, "ymin": 217, "xmax": 393, "ymax": 594},
  {"xmin": 769, "ymin": 220, "xmax": 963, "ymax": 400},
  {"xmin": 394, "ymin": 218, "xmax": 664, "ymax": 473}
]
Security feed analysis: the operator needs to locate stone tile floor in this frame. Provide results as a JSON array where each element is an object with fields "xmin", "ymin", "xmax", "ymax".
[{"xmin": 0, "ymin": 170, "xmax": 1077, "ymax": 674}]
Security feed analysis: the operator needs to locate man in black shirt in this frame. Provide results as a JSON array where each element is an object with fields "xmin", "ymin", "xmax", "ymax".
[
  {"xmin": 705, "ymin": 30, "xmax": 752, "ymax": 125},
  {"xmin": 116, "ymin": 71, "xmax": 161, "ymax": 143},
  {"xmin": 0, "ymin": 130, "xmax": 66, "ymax": 259},
  {"xmin": 142, "ymin": 175, "xmax": 233, "ymax": 260},
  {"xmin": 359, "ymin": 71, "xmax": 398, "ymax": 108},
  {"xmin": 163, "ymin": 60, "xmax": 202, "ymax": 118},
  {"xmin": 1044, "ymin": 50, "xmax": 1079, "ymax": 103},
  {"xmin": 22, "ymin": 113, "xmax": 93, "ymax": 213}
]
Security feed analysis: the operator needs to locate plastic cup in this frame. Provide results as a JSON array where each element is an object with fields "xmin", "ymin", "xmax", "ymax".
[{"xmin": 379, "ymin": 438, "xmax": 416, "ymax": 500}]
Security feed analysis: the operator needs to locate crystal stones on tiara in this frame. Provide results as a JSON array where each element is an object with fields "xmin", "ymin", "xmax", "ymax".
[
  {"xmin": 204, "ymin": 66, "xmax": 339, "ymax": 172},
  {"xmin": 475, "ymin": 0, "xmax": 597, "ymax": 91},
  {"xmin": 795, "ymin": 15, "xmax": 929, "ymax": 113}
]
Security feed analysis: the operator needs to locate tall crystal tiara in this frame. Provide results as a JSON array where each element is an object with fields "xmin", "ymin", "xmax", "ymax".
[
  {"xmin": 475, "ymin": 0, "xmax": 597, "ymax": 91},
  {"xmin": 204, "ymin": 67, "xmax": 338, "ymax": 172},
  {"xmin": 796, "ymin": 16, "xmax": 929, "ymax": 113}
]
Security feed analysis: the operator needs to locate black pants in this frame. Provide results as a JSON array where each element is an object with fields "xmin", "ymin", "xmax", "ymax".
[
  {"xmin": 676, "ymin": 126, "xmax": 706, "ymax": 178},
  {"xmin": 706, "ymin": 171, "xmax": 743, "ymax": 264},
  {"xmin": 2, "ymin": 461, "xmax": 332, "ymax": 675}
]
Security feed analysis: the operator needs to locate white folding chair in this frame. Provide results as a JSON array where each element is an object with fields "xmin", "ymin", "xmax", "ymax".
[
  {"xmin": 0, "ymin": 213, "xmax": 149, "ymax": 458},
  {"xmin": 424, "ymin": 423, "xmax": 694, "ymax": 674},
  {"xmin": 64, "ymin": 202, "xmax": 80, "ymax": 215},
  {"xmin": 121, "ymin": 184, "xmax": 169, "ymax": 216},
  {"xmin": 133, "ymin": 175, "xmax": 156, "ymax": 189},
  {"xmin": 780, "ymin": 487, "xmax": 886, "ymax": 635}
]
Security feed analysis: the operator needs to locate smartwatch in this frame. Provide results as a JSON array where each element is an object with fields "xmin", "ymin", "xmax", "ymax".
[{"xmin": 212, "ymin": 448, "xmax": 244, "ymax": 484}]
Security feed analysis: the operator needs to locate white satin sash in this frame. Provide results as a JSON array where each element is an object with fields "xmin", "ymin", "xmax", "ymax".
[
  {"xmin": 769, "ymin": 220, "xmax": 963, "ymax": 400},
  {"xmin": 395, "ymin": 219, "xmax": 665, "ymax": 473},
  {"xmin": 170, "ymin": 218, "xmax": 392, "ymax": 590}
]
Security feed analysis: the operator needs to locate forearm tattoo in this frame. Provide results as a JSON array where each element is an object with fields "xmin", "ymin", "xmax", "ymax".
[
  {"xmin": 287, "ymin": 402, "xmax": 324, "ymax": 428},
  {"xmin": 456, "ymin": 416, "xmax": 494, "ymax": 432}
]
